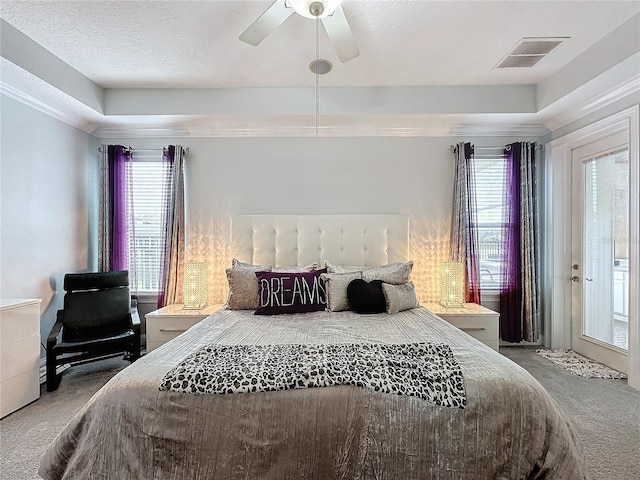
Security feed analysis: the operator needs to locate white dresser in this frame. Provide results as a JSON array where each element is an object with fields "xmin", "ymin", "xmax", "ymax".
[
  {"xmin": 425, "ymin": 302, "xmax": 500, "ymax": 351},
  {"xmin": 146, "ymin": 304, "xmax": 222, "ymax": 352},
  {"xmin": 1, "ymin": 298, "xmax": 41, "ymax": 418}
]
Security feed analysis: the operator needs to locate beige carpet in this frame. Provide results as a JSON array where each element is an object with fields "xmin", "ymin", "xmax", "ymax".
[{"xmin": 502, "ymin": 347, "xmax": 639, "ymax": 480}]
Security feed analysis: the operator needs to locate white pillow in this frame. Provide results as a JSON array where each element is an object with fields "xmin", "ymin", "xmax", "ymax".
[
  {"xmin": 325, "ymin": 260, "xmax": 413, "ymax": 284},
  {"xmin": 320, "ymin": 271, "xmax": 362, "ymax": 312},
  {"xmin": 382, "ymin": 281, "xmax": 420, "ymax": 314}
]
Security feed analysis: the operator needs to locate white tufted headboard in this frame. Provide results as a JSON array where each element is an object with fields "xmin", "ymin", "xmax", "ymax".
[{"xmin": 231, "ymin": 215, "xmax": 409, "ymax": 267}]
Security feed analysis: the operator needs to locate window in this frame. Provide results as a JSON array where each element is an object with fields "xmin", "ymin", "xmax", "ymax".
[
  {"xmin": 125, "ymin": 156, "xmax": 172, "ymax": 292},
  {"xmin": 472, "ymin": 156, "xmax": 507, "ymax": 289}
]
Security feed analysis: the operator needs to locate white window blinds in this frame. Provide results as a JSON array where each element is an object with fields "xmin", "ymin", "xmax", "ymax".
[
  {"xmin": 125, "ymin": 157, "xmax": 172, "ymax": 292},
  {"xmin": 472, "ymin": 156, "xmax": 507, "ymax": 289}
]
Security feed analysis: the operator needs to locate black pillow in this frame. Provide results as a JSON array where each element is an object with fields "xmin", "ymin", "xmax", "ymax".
[{"xmin": 347, "ymin": 279, "xmax": 386, "ymax": 314}]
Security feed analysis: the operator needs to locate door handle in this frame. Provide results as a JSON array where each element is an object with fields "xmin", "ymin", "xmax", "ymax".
[
  {"xmin": 571, "ymin": 276, "xmax": 580, "ymax": 282},
  {"xmin": 585, "ymin": 277, "xmax": 593, "ymax": 282}
]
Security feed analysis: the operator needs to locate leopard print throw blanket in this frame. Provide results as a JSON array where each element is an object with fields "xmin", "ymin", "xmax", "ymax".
[{"xmin": 159, "ymin": 342, "xmax": 466, "ymax": 408}]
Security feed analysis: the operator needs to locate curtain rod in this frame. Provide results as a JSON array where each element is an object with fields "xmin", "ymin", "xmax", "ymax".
[
  {"xmin": 449, "ymin": 144, "xmax": 542, "ymax": 151},
  {"xmin": 98, "ymin": 146, "xmax": 191, "ymax": 154}
]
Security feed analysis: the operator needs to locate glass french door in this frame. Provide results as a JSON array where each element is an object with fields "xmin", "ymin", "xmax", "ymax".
[{"xmin": 571, "ymin": 130, "xmax": 629, "ymax": 373}]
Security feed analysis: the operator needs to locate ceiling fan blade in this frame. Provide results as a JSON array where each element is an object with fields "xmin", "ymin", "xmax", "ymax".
[
  {"xmin": 321, "ymin": 4, "xmax": 359, "ymax": 63},
  {"xmin": 239, "ymin": 0, "xmax": 294, "ymax": 46}
]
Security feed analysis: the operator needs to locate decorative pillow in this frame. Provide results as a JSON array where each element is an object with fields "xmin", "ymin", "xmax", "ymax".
[
  {"xmin": 320, "ymin": 271, "xmax": 363, "ymax": 312},
  {"xmin": 231, "ymin": 258, "xmax": 250, "ymax": 269},
  {"xmin": 226, "ymin": 264, "xmax": 272, "ymax": 310},
  {"xmin": 255, "ymin": 269, "xmax": 328, "ymax": 315},
  {"xmin": 346, "ymin": 279, "xmax": 386, "ymax": 314},
  {"xmin": 325, "ymin": 260, "xmax": 414, "ymax": 285},
  {"xmin": 382, "ymin": 281, "xmax": 420, "ymax": 314},
  {"xmin": 232, "ymin": 258, "xmax": 272, "ymax": 271},
  {"xmin": 272, "ymin": 262, "xmax": 319, "ymax": 273}
]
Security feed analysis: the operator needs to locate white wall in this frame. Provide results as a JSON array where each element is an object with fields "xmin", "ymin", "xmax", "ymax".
[
  {"xmin": 0, "ymin": 94, "xmax": 96, "ymax": 356},
  {"xmin": 104, "ymin": 135, "xmax": 535, "ymax": 305}
]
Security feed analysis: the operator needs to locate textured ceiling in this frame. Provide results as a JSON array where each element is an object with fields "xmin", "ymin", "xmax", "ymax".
[{"xmin": 1, "ymin": 0, "xmax": 639, "ymax": 136}]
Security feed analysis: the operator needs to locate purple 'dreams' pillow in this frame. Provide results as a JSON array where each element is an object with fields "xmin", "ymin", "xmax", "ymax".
[{"xmin": 255, "ymin": 269, "xmax": 327, "ymax": 315}]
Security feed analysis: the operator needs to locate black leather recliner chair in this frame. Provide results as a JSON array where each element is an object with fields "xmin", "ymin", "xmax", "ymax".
[{"xmin": 46, "ymin": 270, "xmax": 141, "ymax": 392}]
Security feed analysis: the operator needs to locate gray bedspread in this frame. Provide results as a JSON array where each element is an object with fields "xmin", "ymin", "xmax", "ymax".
[{"xmin": 39, "ymin": 307, "xmax": 589, "ymax": 480}]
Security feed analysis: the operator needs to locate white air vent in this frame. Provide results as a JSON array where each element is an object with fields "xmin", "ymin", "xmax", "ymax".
[{"xmin": 495, "ymin": 37, "xmax": 569, "ymax": 69}]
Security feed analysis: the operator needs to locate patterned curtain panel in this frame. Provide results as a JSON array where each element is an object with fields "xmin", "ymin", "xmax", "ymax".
[
  {"xmin": 451, "ymin": 142, "xmax": 481, "ymax": 304},
  {"xmin": 157, "ymin": 145, "xmax": 186, "ymax": 308},
  {"xmin": 98, "ymin": 145, "xmax": 132, "ymax": 272},
  {"xmin": 500, "ymin": 142, "xmax": 541, "ymax": 342},
  {"xmin": 98, "ymin": 145, "xmax": 110, "ymax": 271}
]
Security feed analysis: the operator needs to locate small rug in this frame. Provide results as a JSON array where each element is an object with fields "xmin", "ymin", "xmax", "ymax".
[{"xmin": 535, "ymin": 349, "xmax": 627, "ymax": 379}]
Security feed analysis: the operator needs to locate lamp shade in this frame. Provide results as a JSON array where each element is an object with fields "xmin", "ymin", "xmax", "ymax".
[
  {"xmin": 439, "ymin": 261, "xmax": 465, "ymax": 308},
  {"xmin": 183, "ymin": 263, "xmax": 208, "ymax": 310}
]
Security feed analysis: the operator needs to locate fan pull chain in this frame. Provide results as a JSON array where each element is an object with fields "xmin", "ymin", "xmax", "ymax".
[{"xmin": 315, "ymin": 15, "xmax": 319, "ymax": 134}]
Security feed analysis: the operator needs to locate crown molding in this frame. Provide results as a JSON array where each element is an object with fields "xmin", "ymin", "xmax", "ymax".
[
  {"xmin": 0, "ymin": 81, "xmax": 96, "ymax": 134},
  {"xmin": 93, "ymin": 120, "xmax": 548, "ymax": 139},
  {"xmin": 449, "ymin": 123, "xmax": 548, "ymax": 137},
  {"xmin": 544, "ymin": 75, "xmax": 640, "ymax": 132}
]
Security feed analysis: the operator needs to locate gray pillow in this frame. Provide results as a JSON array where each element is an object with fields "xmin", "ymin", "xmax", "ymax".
[
  {"xmin": 382, "ymin": 281, "xmax": 420, "ymax": 314},
  {"xmin": 231, "ymin": 258, "xmax": 271, "ymax": 271},
  {"xmin": 320, "ymin": 271, "xmax": 363, "ymax": 312},
  {"xmin": 272, "ymin": 262, "xmax": 319, "ymax": 272},
  {"xmin": 325, "ymin": 260, "xmax": 413, "ymax": 284},
  {"xmin": 226, "ymin": 261, "xmax": 272, "ymax": 310},
  {"xmin": 233, "ymin": 258, "xmax": 317, "ymax": 273}
]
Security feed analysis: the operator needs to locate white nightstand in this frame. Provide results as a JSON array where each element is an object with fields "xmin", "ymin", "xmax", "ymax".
[
  {"xmin": 146, "ymin": 304, "xmax": 222, "ymax": 352},
  {"xmin": 425, "ymin": 303, "xmax": 500, "ymax": 351},
  {"xmin": 1, "ymin": 299, "xmax": 41, "ymax": 418}
]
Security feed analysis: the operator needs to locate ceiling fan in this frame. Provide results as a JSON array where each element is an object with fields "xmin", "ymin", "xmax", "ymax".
[{"xmin": 239, "ymin": 0, "xmax": 360, "ymax": 63}]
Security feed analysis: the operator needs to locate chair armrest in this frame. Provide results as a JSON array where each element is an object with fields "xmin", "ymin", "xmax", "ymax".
[
  {"xmin": 130, "ymin": 298, "xmax": 142, "ymax": 357},
  {"xmin": 130, "ymin": 298, "xmax": 141, "ymax": 328},
  {"xmin": 47, "ymin": 311, "xmax": 64, "ymax": 349}
]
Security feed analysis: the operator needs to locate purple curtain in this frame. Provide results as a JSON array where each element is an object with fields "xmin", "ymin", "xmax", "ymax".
[
  {"xmin": 497, "ymin": 142, "xmax": 541, "ymax": 343},
  {"xmin": 107, "ymin": 145, "xmax": 131, "ymax": 271},
  {"xmin": 98, "ymin": 145, "xmax": 132, "ymax": 272},
  {"xmin": 500, "ymin": 143, "xmax": 524, "ymax": 342}
]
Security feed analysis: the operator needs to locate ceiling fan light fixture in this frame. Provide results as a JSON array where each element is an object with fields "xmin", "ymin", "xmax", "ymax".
[
  {"xmin": 288, "ymin": 0, "xmax": 341, "ymax": 19},
  {"xmin": 309, "ymin": 59, "xmax": 333, "ymax": 75}
]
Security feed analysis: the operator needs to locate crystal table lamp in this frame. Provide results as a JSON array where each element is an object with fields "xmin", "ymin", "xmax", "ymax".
[
  {"xmin": 439, "ymin": 261, "xmax": 465, "ymax": 308},
  {"xmin": 183, "ymin": 263, "xmax": 208, "ymax": 310}
]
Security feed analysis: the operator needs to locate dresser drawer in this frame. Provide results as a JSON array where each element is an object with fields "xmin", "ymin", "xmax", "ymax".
[
  {"xmin": 0, "ymin": 335, "xmax": 40, "ymax": 382},
  {"xmin": 425, "ymin": 303, "xmax": 500, "ymax": 351},
  {"xmin": 0, "ymin": 301, "xmax": 40, "ymax": 345},
  {"xmin": 0, "ymin": 367, "xmax": 40, "ymax": 418},
  {"xmin": 145, "ymin": 305, "xmax": 222, "ymax": 352},
  {"xmin": 441, "ymin": 315, "xmax": 498, "ymax": 341},
  {"xmin": 146, "ymin": 316, "xmax": 203, "ymax": 343}
]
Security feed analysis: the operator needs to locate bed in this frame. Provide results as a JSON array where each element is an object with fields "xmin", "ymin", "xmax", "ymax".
[{"xmin": 39, "ymin": 215, "xmax": 589, "ymax": 480}]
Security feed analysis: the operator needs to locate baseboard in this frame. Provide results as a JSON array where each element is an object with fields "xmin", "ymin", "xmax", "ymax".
[{"xmin": 500, "ymin": 335, "xmax": 545, "ymax": 348}]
